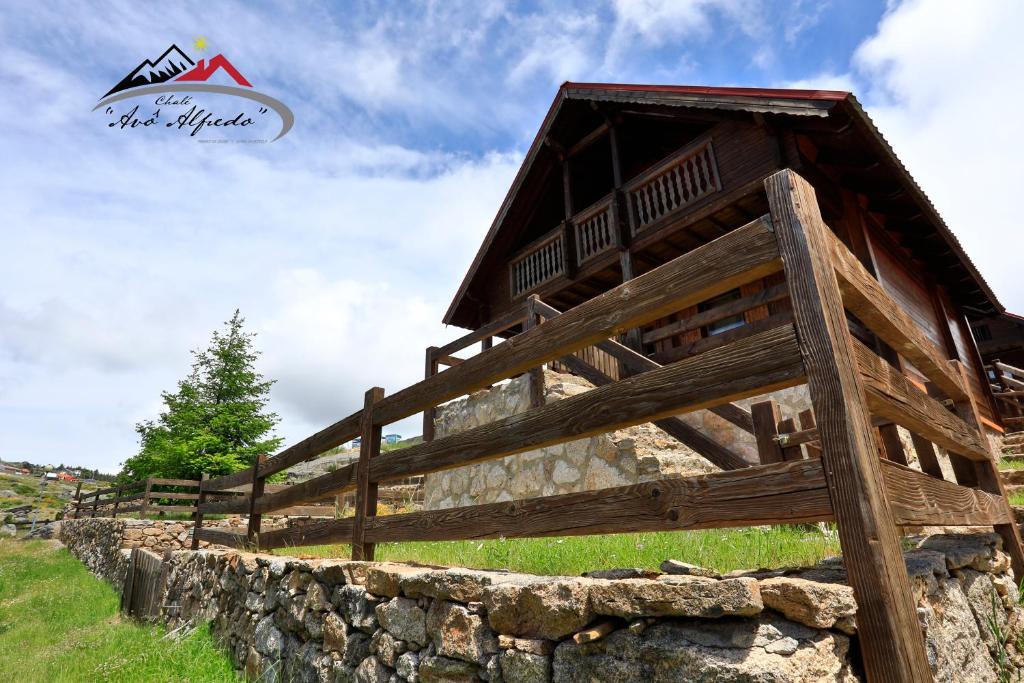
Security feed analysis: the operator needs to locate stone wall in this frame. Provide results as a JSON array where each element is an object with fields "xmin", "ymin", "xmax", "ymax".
[{"xmin": 59, "ymin": 518, "xmax": 1024, "ymax": 682}]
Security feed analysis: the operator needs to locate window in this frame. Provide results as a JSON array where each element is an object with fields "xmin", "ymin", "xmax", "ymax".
[
  {"xmin": 973, "ymin": 324, "xmax": 992, "ymax": 342},
  {"xmin": 701, "ymin": 288, "xmax": 745, "ymax": 336}
]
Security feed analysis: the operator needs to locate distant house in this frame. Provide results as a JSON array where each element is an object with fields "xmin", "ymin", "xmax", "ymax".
[
  {"xmin": 384, "ymin": 434, "xmax": 402, "ymax": 444},
  {"xmin": 56, "ymin": 471, "xmax": 77, "ymax": 482},
  {"xmin": 42, "ymin": 472, "xmax": 58, "ymax": 481}
]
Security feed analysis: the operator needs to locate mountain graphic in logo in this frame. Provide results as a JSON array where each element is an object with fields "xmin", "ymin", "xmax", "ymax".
[
  {"xmin": 104, "ymin": 44, "xmax": 195, "ymax": 97},
  {"xmin": 176, "ymin": 55, "xmax": 252, "ymax": 87}
]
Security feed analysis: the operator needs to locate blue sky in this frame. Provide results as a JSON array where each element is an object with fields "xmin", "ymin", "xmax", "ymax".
[{"xmin": 2, "ymin": 0, "xmax": 1021, "ymax": 473}]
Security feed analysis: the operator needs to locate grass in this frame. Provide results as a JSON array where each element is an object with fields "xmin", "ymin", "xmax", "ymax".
[
  {"xmin": 0, "ymin": 539, "xmax": 237, "ymax": 682},
  {"xmin": 999, "ymin": 457, "xmax": 1024, "ymax": 471},
  {"xmin": 271, "ymin": 525, "xmax": 842, "ymax": 576}
]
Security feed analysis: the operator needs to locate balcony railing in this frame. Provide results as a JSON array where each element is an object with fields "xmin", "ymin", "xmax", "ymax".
[
  {"xmin": 624, "ymin": 137, "xmax": 721, "ymax": 236},
  {"xmin": 573, "ymin": 195, "xmax": 617, "ymax": 265},
  {"xmin": 509, "ymin": 231, "xmax": 566, "ymax": 298}
]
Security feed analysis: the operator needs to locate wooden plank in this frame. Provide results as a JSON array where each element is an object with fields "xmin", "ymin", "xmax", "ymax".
[
  {"xmin": 909, "ymin": 434, "xmax": 945, "ymax": 479},
  {"xmin": 554, "ymin": 351, "xmax": 749, "ymax": 470},
  {"xmin": 375, "ymin": 217, "xmax": 782, "ymax": 427},
  {"xmin": 642, "ymin": 284, "xmax": 789, "ymax": 345},
  {"xmin": 853, "ymin": 340, "xmax": 989, "ymax": 461},
  {"xmin": 525, "ymin": 296, "xmax": 546, "ymax": 409},
  {"xmin": 259, "ymin": 460, "xmax": 831, "ymax": 550},
  {"xmin": 826, "ymin": 228, "xmax": 967, "ymax": 402},
  {"xmin": 270, "ymin": 506, "xmax": 336, "ymax": 517},
  {"xmin": 149, "ymin": 478, "xmax": 200, "ymax": 487},
  {"xmin": 369, "ymin": 324, "xmax": 805, "ymax": 484},
  {"xmin": 194, "ymin": 528, "xmax": 249, "ymax": 549},
  {"xmin": 145, "ymin": 492, "xmax": 198, "ymax": 501},
  {"xmin": 531, "ymin": 298, "xmax": 754, "ymax": 433},
  {"xmin": 766, "ymin": 169, "xmax": 933, "ymax": 681},
  {"xmin": 204, "ymin": 468, "xmax": 256, "ymax": 492},
  {"xmin": 190, "ymin": 473, "xmax": 208, "ymax": 551},
  {"xmin": 798, "ymin": 410, "xmax": 822, "ymax": 459},
  {"xmin": 146, "ymin": 504, "xmax": 198, "ymax": 513},
  {"xmin": 651, "ymin": 312, "xmax": 794, "ymax": 366},
  {"xmin": 776, "ymin": 417, "xmax": 802, "ymax": 461},
  {"xmin": 248, "ymin": 454, "xmax": 267, "ymax": 543},
  {"xmin": 751, "ymin": 401, "xmax": 784, "ymax": 464},
  {"xmin": 257, "ymin": 411, "xmax": 362, "ymax": 478},
  {"xmin": 352, "ymin": 387, "xmax": 384, "ymax": 561},
  {"xmin": 882, "ymin": 460, "xmax": 1011, "ymax": 526},
  {"xmin": 198, "ymin": 496, "xmax": 251, "ymax": 515},
  {"xmin": 437, "ymin": 305, "xmax": 529, "ymax": 357},
  {"xmin": 253, "ymin": 463, "xmax": 356, "ymax": 515}
]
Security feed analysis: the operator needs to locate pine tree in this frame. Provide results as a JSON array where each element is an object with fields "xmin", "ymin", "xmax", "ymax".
[{"xmin": 122, "ymin": 311, "xmax": 282, "ymax": 480}]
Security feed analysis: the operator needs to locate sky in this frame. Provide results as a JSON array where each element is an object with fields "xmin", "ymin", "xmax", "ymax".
[{"xmin": 2, "ymin": 0, "xmax": 1022, "ymax": 473}]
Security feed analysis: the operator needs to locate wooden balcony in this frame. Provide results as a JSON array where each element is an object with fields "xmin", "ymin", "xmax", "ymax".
[{"xmin": 510, "ymin": 137, "xmax": 722, "ymax": 299}]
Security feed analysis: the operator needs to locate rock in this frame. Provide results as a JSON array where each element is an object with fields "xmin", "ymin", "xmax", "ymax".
[
  {"xmin": 919, "ymin": 574, "xmax": 999, "ymax": 682},
  {"xmin": 919, "ymin": 533, "xmax": 1008, "ymax": 573},
  {"xmin": 483, "ymin": 580, "xmax": 594, "ymax": 640},
  {"xmin": 500, "ymin": 650, "xmax": 551, "ymax": 683},
  {"xmin": 418, "ymin": 655, "xmax": 480, "ymax": 683},
  {"xmin": 582, "ymin": 568, "xmax": 660, "ymax": 581},
  {"xmin": 372, "ymin": 629, "xmax": 407, "ymax": 667},
  {"xmin": 0, "ymin": 524, "xmax": 16, "ymax": 537},
  {"xmin": 659, "ymin": 559, "xmax": 719, "ymax": 578},
  {"xmin": 377, "ymin": 597, "xmax": 428, "ymax": 647},
  {"xmin": 758, "ymin": 576, "xmax": 857, "ymax": 633},
  {"xmin": 254, "ymin": 615, "xmax": 284, "ymax": 658},
  {"xmin": 323, "ymin": 611, "xmax": 349, "ymax": 654},
  {"xmin": 305, "ymin": 580, "xmax": 330, "ymax": 611},
  {"xmin": 367, "ymin": 564, "xmax": 432, "ymax": 598},
  {"xmin": 355, "ymin": 655, "xmax": 393, "ymax": 683},
  {"xmin": 590, "ymin": 576, "xmax": 762, "ymax": 619},
  {"xmin": 401, "ymin": 569, "xmax": 505, "ymax": 603},
  {"xmin": 396, "ymin": 650, "xmax": 420, "ymax": 681},
  {"xmin": 496, "ymin": 637, "xmax": 554, "ymax": 656},
  {"xmin": 336, "ymin": 584, "xmax": 381, "ymax": 634},
  {"xmin": 427, "ymin": 600, "xmax": 498, "ymax": 664},
  {"xmin": 552, "ymin": 617, "xmax": 858, "ymax": 682}
]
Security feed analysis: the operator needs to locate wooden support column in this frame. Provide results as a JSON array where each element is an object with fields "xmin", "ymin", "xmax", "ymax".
[
  {"xmin": 798, "ymin": 409, "xmax": 822, "ymax": 459},
  {"xmin": 777, "ymin": 417, "xmax": 803, "ymax": 461},
  {"xmin": 525, "ymin": 296, "xmax": 545, "ymax": 409},
  {"xmin": 949, "ymin": 361, "xmax": 1024, "ymax": 578},
  {"xmin": 191, "ymin": 473, "xmax": 209, "ymax": 551},
  {"xmin": 879, "ymin": 425, "xmax": 909, "ymax": 466},
  {"xmin": 766, "ymin": 169, "xmax": 933, "ymax": 682},
  {"xmin": 751, "ymin": 400, "xmax": 784, "ymax": 464},
  {"xmin": 248, "ymin": 454, "xmax": 267, "ymax": 547},
  {"xmin": 909, "ymin": 434, "xmax": 945, "ymax": 479},
  {"xmin": 352, "ymin": 387, "xmax": 385, "ymax": 561},
  {"xmin": 422, "ymin": 347, "xmax": 439, "ymax": 442},
  {"xmin": 72, "ymin": 482, "xmax": 82, "ymax": 519},
  {"xmin": 606, "ymin": 121, "xmax": 643, "ymax": 355}
]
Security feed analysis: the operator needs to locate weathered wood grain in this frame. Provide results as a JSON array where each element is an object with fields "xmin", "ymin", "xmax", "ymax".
[
  {"xmin": 252, "ymin": 463, "xmax": 356, "ymax": 515},
  {"xmin": 257, "ymin": 411, "xmax": 362, "ymax": 478},
  {"xmin": 751, "ymin": 400, "xmax": 784, "ymax": 464},
  {"xmin": 642, "ymin": 284, "xmax": 789, "ymax": 345},
  {"xmin": 766, "ymin": 169, "xmax": 933, "ymax": 682},
  {"xmin": 204, "ymin": 468, "xmax": 256, "ymax": 492},
  {"xmin": 352, "ymin": 387, "xmax": 384, "ymax": 561},
  {"xmin": 882, "ymin": 460, "xmax": 1010, "ymax": 527},
  {"xmin": 853, "ymin": 340, "xmax": 989, "ymax": 461},
  {"xmin": 194, "ymin": 528, "xmax": 249, "ymax": 549}
]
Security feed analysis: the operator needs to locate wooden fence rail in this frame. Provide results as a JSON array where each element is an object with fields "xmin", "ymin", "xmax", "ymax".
[
  {"xmin": 71, "ymin": 477, "xmax": 202, "ymax": 518},
  {"xmin": 183, "ymin": 168, "xmax": 1022, "ymax": 682}
]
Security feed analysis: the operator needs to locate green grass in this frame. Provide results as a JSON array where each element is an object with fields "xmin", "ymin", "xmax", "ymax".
[
  {"xmin": 1009, "ymin": 491, "xmax": 1024, "ymax": 507},
  {"xmin": 272, "ymin": 525, "xmax": 841, "ymax": 576},
  {"xmin": 1000, "ymin": 457, "xmax": 1024, "ymax": 471},
  {"xmin": 0, "ymin": 540, "xmax": 237, "ymax": 682}
]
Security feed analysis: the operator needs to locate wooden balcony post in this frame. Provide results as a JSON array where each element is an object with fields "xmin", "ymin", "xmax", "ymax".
[
  {"xmin": 352, "ymin": 387, "xmax": 385, "ymax": 561},
  {"xmin": 247, "ymin": 455, "xmax": 267, "ymax": 547},
  {"xmin": 766, "ymin": 169, "xmax": 933, "ymax": 682},
  {"xmin": 191, "ymin": 473, "xmax": 209, "ymax": 551},
  {"xmin": 751, "ymin": 400, "xmax": 783, "ymax": 464},
  {"xmin": 422, "ymin": 347, "xmax": 438, "ymax": 443}
]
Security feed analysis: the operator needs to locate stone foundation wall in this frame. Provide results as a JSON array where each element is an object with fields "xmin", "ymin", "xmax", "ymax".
[{"xmin": 59, "ymin": 518, "xmax": 1024, "ymax": 682}]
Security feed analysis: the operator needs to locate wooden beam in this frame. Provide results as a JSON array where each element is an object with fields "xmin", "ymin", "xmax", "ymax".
[
  {"xmin": 257, "ymin": 411, "xmax": 362, "ymax": 478},
  {"xmin": 369, "ymin": 325, "xmax": 805, "ymax": 484},
  {"xmin": 751, "ymin": 401, "xmax": 783, "ymax": 464},
  {"xmin": 258, "ymin": 460, "xmax": 832, "ymax": 550},
  {"xmin": 882, "ymin": 460, "xmax": 1011, "ymax": 527},
  {"xmin": 878, "ymin": 424, "xmax": 908, "ymax": 466},
  {"xmin": 194, "ymin": 528, "xmax": 249, "ymax": 549},
  {"xmin": 642, "ymin": 285, "xmax": 789, "ymax": 345},
  {"xmin": 826, "ymin": 228, "xmax": 968, "ymax": 402},
  {"xmin": 652, "ymin": 312, "xmax": 793, "ymax": 366},
  {"xmin": 554, "ymin": 353, "xmax": 749, "ymax": 470},
  {"xmin": 373, "ymin": 217, "xmax": 783, "ymax": 427},
  {"xmin": 352, "ymin": 387, "xmax": 385, "ymax": 561},
  {"xmin": 909, "ymin": 434, "xmax": 945, "ymax": 479},
  {"xmin": 853, "ymin": 340, "xmax": 989, "ymax": 461},
  {"xmin": 766, "ymin": 168, "xmax": 933, "ymax": 682}
]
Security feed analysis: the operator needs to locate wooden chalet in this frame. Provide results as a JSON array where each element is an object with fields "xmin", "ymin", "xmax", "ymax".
[
  {"xmin": 440, "ymin": 82, "xmax": 1006, "ymax": 438},
  {"xmin": 972, "ymin": 312, "xmax": 1024, "ymax": 428}
]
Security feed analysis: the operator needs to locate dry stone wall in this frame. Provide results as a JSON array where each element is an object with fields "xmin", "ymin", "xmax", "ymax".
[{"xmin": 60, "ymin": 518, "xmax": 1024, "ymax": 682}]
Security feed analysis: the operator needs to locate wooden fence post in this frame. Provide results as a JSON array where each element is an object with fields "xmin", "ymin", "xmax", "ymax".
[
  {"xmin": 140, "ymin": 477, "xmax": 153, "ymax": 518},
  {"xmin": 72, "ymin": 482, "xmax": 82, "ymax": 519},
  {"xmin": 111, "ymin": 483, "xmax": 123, "ymax": 518},
  {"xmin": 766, "ymin": 169, "xmax": 933, "ymax": 681},
  {"xmin": 191, "ymin": 473, "xmax": 209, "ymax": 551},
  {"xmin": 248, "ymin": 455, "xmax": 267, "ymax": 548},
  {"xmin": 751, "ymin": 400, "xmax": 783, "ymax": 464},
  {"xmin": 525, "ymin": 296, "xmax": 545, "ymax": 409},
  {"xmin": 91, "ymin": 490, "xmax": 100, "ymax": 518},
  {"xmin": 423, "ymin": 347, "xmax": 438, "ymax": 443},
  {"xmin": 352, "ymin": 387, "xmax": 385, "ymax": 561}
]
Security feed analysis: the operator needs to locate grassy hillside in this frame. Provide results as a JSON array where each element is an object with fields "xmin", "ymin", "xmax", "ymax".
[
  {"xmin": 0, "ymin": 540, "xmax": 236, "ymax": 682},
  {"xmin": 0, "ymin": 471, "xmax": 90, "ymax": 520}
]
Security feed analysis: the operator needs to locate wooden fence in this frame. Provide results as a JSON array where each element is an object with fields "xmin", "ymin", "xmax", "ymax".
[
  {"xmin": 187, "ymin": 169, "xmax": 1022, "ymax": 681},
  {"xmin": 71, "ymin": 477, "xmax": 202, "ymax": 518}
]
